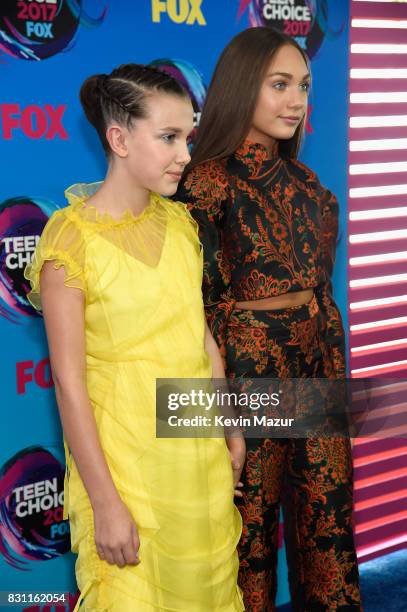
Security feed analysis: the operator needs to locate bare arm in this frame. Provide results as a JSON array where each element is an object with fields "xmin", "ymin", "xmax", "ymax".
[
  {"xmin": 40, "ymin": 262, "xmax": 139, "ymax": 567},
  {"xmin": 204, "ymin": 319, "xmax": 226, "ymax": 380},
  {"xmin": 204, "ymin": 321, "xmax": 245, "ymax": 496}
]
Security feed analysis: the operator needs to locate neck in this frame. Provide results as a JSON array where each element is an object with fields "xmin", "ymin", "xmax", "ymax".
[
  {"xmin": 245, "ymin": 131, "xmax": 278, "ymax": 156},
  {"xmin": 87, "ymin": 162, "xmax": 150, "ymax": 217}
]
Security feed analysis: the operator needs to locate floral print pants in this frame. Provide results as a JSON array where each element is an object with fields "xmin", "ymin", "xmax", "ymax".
[{"xmin": 227, "ymin": 296, "xmax": 362, "ymax": 611}]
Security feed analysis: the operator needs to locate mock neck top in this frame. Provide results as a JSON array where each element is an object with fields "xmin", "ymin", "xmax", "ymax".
[
  {"xmin": 233, "ymin": 139, "xmax": 280, "ymax": 174},
  {"xmin": 176, "ymin": 140, "xmax": 344, "ymax": 373}
]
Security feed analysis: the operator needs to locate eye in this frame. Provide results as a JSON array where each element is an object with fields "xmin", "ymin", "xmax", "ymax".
[
  {"xmin": 300, "ymin": 82, "xmax": 310, "ymax": 93},
  {"xmin": 161, "ymin": 133, "xmax": 176, "ymax": 143},
  {"xmin": 272, "ymin": 81, "xmax": 287, "ymax": 90}
]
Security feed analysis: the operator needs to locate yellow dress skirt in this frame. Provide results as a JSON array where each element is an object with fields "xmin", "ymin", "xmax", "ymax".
[{"xmin": 25, "ymin": 183, "xmax": 243, "ymax": 611}]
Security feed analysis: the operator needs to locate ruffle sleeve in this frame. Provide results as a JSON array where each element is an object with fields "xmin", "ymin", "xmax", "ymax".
[
  {"xmin": 171, "ymin": 199, "xmax": 204, "ymax": 255},
  {"xmin": 24, "ymin": 209, "xmax": 87, "ymax": 311}
]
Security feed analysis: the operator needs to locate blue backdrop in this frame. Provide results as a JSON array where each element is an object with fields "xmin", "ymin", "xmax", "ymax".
[{"xmin": 0, "ymin": 2, "xmax": 349, "ymax": 609}]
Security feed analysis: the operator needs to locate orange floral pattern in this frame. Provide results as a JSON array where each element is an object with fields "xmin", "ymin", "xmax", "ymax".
[
  {"xmin": 176, "ymin": 140, "xmax": 346, "ymax": 377},
  {"xmin": 228, "ymin": 303, "xmax": 361, "ymax": 611}
]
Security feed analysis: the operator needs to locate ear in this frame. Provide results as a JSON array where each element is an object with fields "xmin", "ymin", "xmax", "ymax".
[{"xmin": 106, "ymin": 124, "xmax": 128, "ymax": 158}]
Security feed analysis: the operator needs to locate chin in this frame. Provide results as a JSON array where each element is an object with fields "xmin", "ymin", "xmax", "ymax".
[
  {"xmin": 272, "ymin": 128, "xmax": 298, "ymax": 141},
  {"xmin": 147, "ymin": 180, "xmax": 177, "ymax": 197},
  {"xmin": 160, "ymin": 185, "xmax": 178, "ymax": 197}
]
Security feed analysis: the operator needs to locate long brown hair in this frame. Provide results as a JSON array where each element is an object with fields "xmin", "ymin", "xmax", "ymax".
[{"xmin": 188, "ymin": 27, "xmax": 310, "ymax": 171}]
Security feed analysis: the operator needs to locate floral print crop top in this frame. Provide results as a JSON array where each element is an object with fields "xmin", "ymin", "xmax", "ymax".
[{"xmin": 176, "ymin": 140, "xmax": 345, "ymax": 374}]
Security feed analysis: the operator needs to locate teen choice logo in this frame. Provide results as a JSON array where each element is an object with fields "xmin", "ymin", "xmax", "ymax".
[
  {"xmin": 0, "ymin": 0, "xmax": 107, "ymax": 61},
  {"xmin": 238, "ymin": 0, "xmax": 344, "ymax": 59},
  {"xmin": 0, "ymin": 446, "xmax": 69, "ymax": 568},
  {"xmin": 0, "ymin": 196, "xmax": 58, "ymax": 323},
  {"xmin": 148, "ymin": 58, "xmax": 206, "ymax": 144}
]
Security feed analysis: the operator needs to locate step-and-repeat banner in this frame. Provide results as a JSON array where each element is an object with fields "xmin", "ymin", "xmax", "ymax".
[{"xmin": 0, "ymin": 1, "xmax": 349, "ymax": 609}]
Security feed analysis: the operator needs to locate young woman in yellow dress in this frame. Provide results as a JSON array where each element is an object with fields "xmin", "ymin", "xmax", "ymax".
[{"xmin": 25, "ymin": 63, "xmax": 245, "ymax": 611}]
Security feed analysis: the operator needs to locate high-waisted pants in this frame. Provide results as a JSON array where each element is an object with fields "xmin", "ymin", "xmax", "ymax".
[{"xmin": 226, "ymin": 295, "xmax": 362, "ymax": 612}]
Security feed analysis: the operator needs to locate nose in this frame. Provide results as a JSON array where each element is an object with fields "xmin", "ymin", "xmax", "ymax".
[
  {"xmin": 287, "ymin": 86, "xmax": 306, "ymax": 111},
  {"xmin": 177, "ymin": 141, "xmax": 191, "ymax": 167}
]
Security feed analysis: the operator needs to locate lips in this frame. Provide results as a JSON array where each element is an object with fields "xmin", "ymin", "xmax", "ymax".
[
  {"xmin": 167, "ymin": 172, "xmax": 183, "ymax": 179},
  {"xmin": 280, "ymin": 116, "xmax": 301, "ymax": 121}
]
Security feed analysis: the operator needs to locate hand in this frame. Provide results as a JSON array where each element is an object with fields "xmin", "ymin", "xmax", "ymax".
[
  {"xmin": 226, "ymin": 435, "xmax": 246, "ymax": 498},
  {"xmin": 93, "ymin": 497, "xmax": 140, "ymax": 567}
]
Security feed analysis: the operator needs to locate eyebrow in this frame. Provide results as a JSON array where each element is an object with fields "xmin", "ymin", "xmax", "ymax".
[
  {"xmin": 267, "ymin": 71, "xmax": 311, "ymax": 80},
  {"xmin": 159, "ymin": 127, "xmax": 183, "ymax": 133}
]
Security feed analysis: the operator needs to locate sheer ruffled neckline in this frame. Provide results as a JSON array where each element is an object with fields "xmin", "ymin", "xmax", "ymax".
[{"xmin": 64, "ymin": 182, "xmax": 161, "ymax": 227}]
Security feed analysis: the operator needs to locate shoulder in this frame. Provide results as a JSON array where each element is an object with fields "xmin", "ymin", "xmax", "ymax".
[
  {"xmin": 164, "ymin": 197, "xmax": 199, "ymax": 233},
  {"xmin": 184, "ymin": 158, "xmax": 229, "ymax": 188},
  {"xmin": 176, "ymin": 159, "xmax": 230, "ymax": 215},
  {"xmin": 287, "ymin": 157, "xmax": 319, "ymax": 183},
  {"xmin": 162, "ymin": 197, "xmax": 202, "ymax": 255},
  {"xmin": 39, "ymin": 205, "xmax": 86, "ymax": 252},
  {"xmin": 163, "ymin": 196, "xmax": 189, "ymax": 218},
  {"xmin": 44, "ymin": 203, "xmax": 83, "ymax": 227},
  {"xmin": 288, "ymin": 158, "xmax": 338, "ymax": 205},
  {"xmin": 42, "ymin": 206, "xmax": 73, "ymax": 234}
]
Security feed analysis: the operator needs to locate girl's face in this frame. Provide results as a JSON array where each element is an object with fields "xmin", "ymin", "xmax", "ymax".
[
  {"xmin": 247, "ymin": 44, "xmax": 310, "ymax": 149},
  {"xmin": 109, "ymin": 92, "xmax": 193, "ymax": 196}
]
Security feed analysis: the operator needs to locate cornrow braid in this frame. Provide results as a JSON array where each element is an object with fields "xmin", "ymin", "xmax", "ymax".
[
  {"xmin": 96, "ymin": 74, "xmax": 129, "ymax": 114},
  {"xmin": 110, "ymin": 63, "xmax": 181, "ymax": 92},
  {"xmin": 80, "ymin": 63, "xmax": 189, "ymax": 155}
]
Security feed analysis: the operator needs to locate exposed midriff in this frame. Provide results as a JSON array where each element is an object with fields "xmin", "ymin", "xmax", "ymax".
[{"xmin": 235, "ymin": 288, "xmax": 314, "ymax": 311}]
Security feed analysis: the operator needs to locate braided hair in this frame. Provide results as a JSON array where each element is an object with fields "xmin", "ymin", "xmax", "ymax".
[{"xmin": 80, "ymin": 63, "xmax": 188, "ymax": 154}]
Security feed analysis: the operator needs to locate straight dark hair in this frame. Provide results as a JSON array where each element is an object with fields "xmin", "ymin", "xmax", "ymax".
[{"xmin": 188, "ymin": 27, "xmax": 310, "ymax": 171}]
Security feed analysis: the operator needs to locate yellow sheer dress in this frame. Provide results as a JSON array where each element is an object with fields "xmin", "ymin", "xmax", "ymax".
[{"xmin": 25, "ymin": 183, "xmax": 243, "ymax": 612}]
